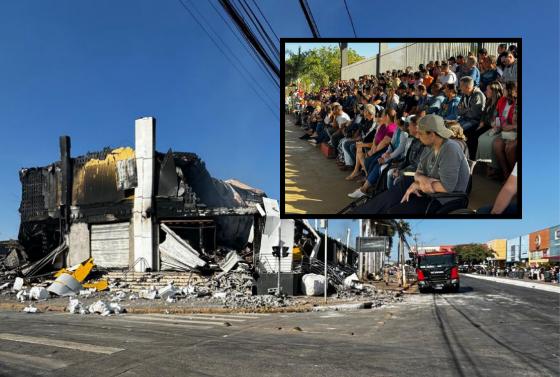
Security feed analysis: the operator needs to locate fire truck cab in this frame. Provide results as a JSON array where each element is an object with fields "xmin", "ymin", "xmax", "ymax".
[{"xmin": 416, "ymin": 251, "xmax": 460, "ymax": 293}]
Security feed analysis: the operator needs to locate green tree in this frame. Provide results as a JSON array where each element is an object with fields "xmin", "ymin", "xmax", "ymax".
[
  {"xmin": 366, "ymin": 219, "xmax": 411, "ymax": 255},
  {"xmin": 284, "ymin": 45, "xmax": 364, "ymax": 89},
  {"xmin": 454, "ymin": 243, "xmax": 494, "ymax": 265}
]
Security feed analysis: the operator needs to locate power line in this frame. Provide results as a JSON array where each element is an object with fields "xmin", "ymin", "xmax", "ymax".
[
  {"xmin": 207, "ymin": 0, "xmax": 279, "ymax": 88},
  {"xmin": 249, "ymin": 0, "xmax": 280, "ymax": 43},
  {"xmin": 298, "ymin": 0, "xmax": 320, "ymax": 38},
  {"xmin": 342, "ymin": 0, "xmax": 357, "ymax": 37},
  {"xmin": 186, "ymin": 0, "xmax": 278, "ymax": 105},
  {"xmin": 177, "ymin": 0, "xmax": 278, "ymax": 119},
  {"xmin": 219, "ymin": 0, "xmax": 280, "ymax": 80},
  {"xmin": 237, "ymin": 0, "xmax": 280, "ymax": 64}
]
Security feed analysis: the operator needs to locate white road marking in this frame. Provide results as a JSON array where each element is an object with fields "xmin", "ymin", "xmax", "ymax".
[
  {"xmin": 183, "ymin": 313, "xmax": 264, "ymax": 320},
  {"xmin": 0, "ymin": 350, "xmax": 69, "ymax": 370},
  {"xmin": 0, "ymin": 333, "xmax": 124, "ymax": 355},
  {"xmin": 121, "ymin": 315, "xmax": 230, "ymax": 326},
  {"xmin": 106, "ymin": 318, "xmax": 212, "ymax": 330},
  {"xmin": 150, "ymin": 314, "xmax": 251, "ymax": 322}
]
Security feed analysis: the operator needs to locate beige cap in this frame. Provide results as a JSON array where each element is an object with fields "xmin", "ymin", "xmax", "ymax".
[{"xmin": 418, "ymin": 114, "xmax": 454, "ymax": 139}]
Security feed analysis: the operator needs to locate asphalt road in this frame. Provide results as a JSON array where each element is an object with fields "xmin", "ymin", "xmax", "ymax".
[{"xmin": 0, "ymin": 275, "xmax": 558, "ymax": 377}]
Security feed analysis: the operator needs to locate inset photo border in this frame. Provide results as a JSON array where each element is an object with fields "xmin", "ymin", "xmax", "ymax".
[{"xmin": 281, "ymin": 38, "xmax": 521, "ymax": 220}]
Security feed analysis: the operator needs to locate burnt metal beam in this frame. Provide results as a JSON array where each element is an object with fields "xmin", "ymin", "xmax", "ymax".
[{"xmin": 59, "ymin": 136, "xmax": 72, "ymax": 233}]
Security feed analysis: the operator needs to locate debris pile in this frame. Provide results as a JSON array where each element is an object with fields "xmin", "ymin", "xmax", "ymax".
[{"xmin": 67, "ymin": 298, "xmax": 125, "ymax": 316}]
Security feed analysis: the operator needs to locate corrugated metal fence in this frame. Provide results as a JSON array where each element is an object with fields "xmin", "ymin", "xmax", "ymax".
[{"xmin": 342, "ymin": 42, "xmax": 516, "ymax": 80}]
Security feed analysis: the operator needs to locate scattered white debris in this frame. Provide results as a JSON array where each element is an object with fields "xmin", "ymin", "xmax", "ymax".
[
  {"xmin": 29, "ymin": 287, "xmax": 49, "ymax": 301},
  {"xmin": 343, "ymin": 273, "xmax": 360, "ymax": 288},
  {"xmin": 88, "ymin": 300, "xmax": 110, "ymax": 315},
  {"xmin": 138, "ymin": 289, "xmax": 157, "ymax": 300},
  {"xmin": 0, "ymin": 282, "xmax": 11, "ymax": 290},
  {"xmin": 111, "ymin": 291, "xmax": 127, "ymax": 302},
  {"xmin": 13, "ymin": 277, "xmax": 24, "ymax": 292},
  {"xmin": 109, "ymin": 302, "xmax": 123, "ymax": 314},
  {"xmin": 302, "ymin": 274, "xmax": 325, "ymax": 296},
  {"xmin": 158, "ymin": 284, "xmax": 179, "ymax": 300},
  {"xmin": 23, "ymin": 304, "xmax": 39, "ymax": 313},
  {"xmin": 16, "ymin": 290, "xmax": 28, "ymax": 302},
  {"xmin": 67, "ymin": 298, "xmax": 88, "ymax": 314},
  {"xmin": 213, "ymin": 292, "xmax": 227, "ymax": 299},
  {"xmin": 182, "ymin": 285, "xmax": 197, "ymax": 296},
  {"xmin": 79, "ymin": 289, "xmax": 94, "ymax": 297},
  {"xmin": 129, "ymin": 294, "xmax": 139, "ymax": 300},
  {"xmin": 166, "ymin": 296, "xmax": 176, "ymax": 303}
]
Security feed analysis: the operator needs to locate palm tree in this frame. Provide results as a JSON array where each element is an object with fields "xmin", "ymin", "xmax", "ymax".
[{"xmin": 364, "ymin": 219, "xmax": 411, "ymax": 255}]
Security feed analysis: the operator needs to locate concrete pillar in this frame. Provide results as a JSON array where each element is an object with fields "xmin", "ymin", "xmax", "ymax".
[
  {"xmin": 133, "ymin": 117, "xmax": 156, "ymax": 271},
  {"xmin": 340, "ymin": 42, "xmax": 348, "ymax": 80},
  {"xmin": 68, "ymin": 223, "xmax": 90, "ymax": 266}
]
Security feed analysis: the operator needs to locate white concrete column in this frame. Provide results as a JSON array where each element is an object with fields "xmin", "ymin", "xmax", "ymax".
[{"xmin": 133, "ymin": 117, "xmax": 155, "ymax": 271}]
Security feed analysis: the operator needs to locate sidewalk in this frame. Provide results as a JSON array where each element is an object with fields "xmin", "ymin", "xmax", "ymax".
[
  {"xmin": 465, "ymin": 273, "xmax": 560, "ymax": 293},
  {"xmin": 284, "ymin": 115, "xmax": 357, "ymax": 214}
]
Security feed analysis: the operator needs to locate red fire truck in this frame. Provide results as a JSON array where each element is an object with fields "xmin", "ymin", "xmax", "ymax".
[{"xmin": 416, "ymin": 250, "xmax": 460, "ymax": 293}]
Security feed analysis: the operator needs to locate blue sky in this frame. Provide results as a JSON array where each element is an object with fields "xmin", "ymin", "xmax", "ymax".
[{"xmin": 0, "ymin": 0, "xmax": 558, "ymax": 253}]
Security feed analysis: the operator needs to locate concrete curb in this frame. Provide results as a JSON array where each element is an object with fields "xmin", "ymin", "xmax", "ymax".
[
  {"xmin": 464, "ymin": 274, "xmax": 560, "ymax": 293},
  {"xmin": 312, "ymin": 302, "xmax": 373, "ymax": 312},
  {"xmin": 0, "ymin": 302, "xmax": 314, "ymax": 314}
]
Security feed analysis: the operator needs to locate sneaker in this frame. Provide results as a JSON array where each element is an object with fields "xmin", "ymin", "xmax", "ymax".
[
  {"xmin": 308, "ymin": 139, "xmax": 318, "ymax": 146},
  {"xmin": 348, "ymin": 189, "xmax": 366, "ymax": 199}
]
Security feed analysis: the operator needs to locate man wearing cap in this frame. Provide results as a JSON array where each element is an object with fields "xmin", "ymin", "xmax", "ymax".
[{"xmin": 349, "ymin": 114, "xmax": 469, "ymax": 214}]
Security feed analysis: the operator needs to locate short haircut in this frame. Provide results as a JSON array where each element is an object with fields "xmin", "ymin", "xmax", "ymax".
[
  {"xmin": 417, "ymin": 84, "xmax": 426, "ymax": 92},
  {"xmin": 448, "ymin": 56, "xmax": 456, "ymax": 62},
  {"xmin": 441, "ymin": 62, "xmax": 449, "ymax": 68},
  {"xmin": 460, "ymin": 76, "xmax": 474, "ymax": 87},
  {"xmin": 445, "ymin": 83, "xmax": 457, "ymax": 93},
  {"xmin": 457, "ymin": 54, "xmax": 464, "ymax": 60},
  {"xmin": 467, "ymin": 56, "xmax": 477, "ymax": 65},
  {"xmin": 499, "ymin": 43, "xmax": 507, "ymax": 49},
  {"xmin": 478, "ymin": 47, "xmax": 487, "ymax": 55}
]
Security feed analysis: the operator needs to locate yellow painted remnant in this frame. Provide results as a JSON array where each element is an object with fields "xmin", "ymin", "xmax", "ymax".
[
  {"xmin": 73, "ymin": 147, "xmax": 136, "ymax": 203},
  {"xmin": 83, "ymin": 280, "xmax": 109, "ymax": 291},
  {"xmin": 54, "ymin": 257, "xmax": 94, "ymax": 282},
  {"xmin": 292, "ymin": 246, "xmax": 302, "ymax": 262}
]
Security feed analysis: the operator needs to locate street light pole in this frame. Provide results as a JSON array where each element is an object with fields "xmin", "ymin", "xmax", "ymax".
[
  {"xmin": 324, "ymin": 221, "xmax": 328, "ymax": 304},
  {"xmin": 277, "ymin": 224, "xmax": 282, "ymax": 296}
]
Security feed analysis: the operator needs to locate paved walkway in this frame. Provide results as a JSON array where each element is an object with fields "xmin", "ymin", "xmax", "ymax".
[
  {"xmin": 466, "ymin": 273, "xmax": 560, "ymax": 293},
  {"xmin": 284, "ymin": 114, "xmax": 502, "ymax": 214},
  {"xmin": 284, "ymin": 116, "xmax": 357, "ymax": 214}
]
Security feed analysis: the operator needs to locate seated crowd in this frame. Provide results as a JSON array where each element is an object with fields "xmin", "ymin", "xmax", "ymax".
[{"xmin": 289, "ymin": 44, "xmax": 518, "ymax": 214}]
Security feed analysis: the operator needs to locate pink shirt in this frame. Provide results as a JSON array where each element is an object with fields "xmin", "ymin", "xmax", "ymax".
[{"xmin": 374, "ymin": 123, "xmax": 397, "ymax": 145}]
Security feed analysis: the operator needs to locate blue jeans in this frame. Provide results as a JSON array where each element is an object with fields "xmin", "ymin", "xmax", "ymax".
[
  {"xmin": 342, "ymin": 140, "xmax": 356, "ymax": 166},
  {"xmin": 364, "ymin": 149, "xmax": 387, "ymax": 185},
  {"xmin": 459, "ymin": 118, "xmax": 477, "ymax": 131}
]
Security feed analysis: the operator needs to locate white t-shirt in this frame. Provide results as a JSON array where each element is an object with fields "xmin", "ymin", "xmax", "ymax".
[
  {"xmin": 336, "ymin": 112, "xmax": 351, "ymax": 126},
  {"xmin": 438, "ymin": 71, "xmax": 457, "ymax": 85},
  {"xmin": 511, "ymin": 163, "xmax": 517, "ymax": 177}
]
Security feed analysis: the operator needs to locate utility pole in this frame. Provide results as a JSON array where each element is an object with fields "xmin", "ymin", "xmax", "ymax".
[
  {"xmin": 277, "ymin": 224, "xmax": 282, "ymax": 296},
  {"xmin": 358, "ymin": 219, "xmax": 363, "ymax": 280},
  {"xmin": 400, "ymin": 235, "xmax": 407, "ymax": 288},
  {"xmin": 320, "ymin": 219, "xmax": 329, "ymax": 304},
  {"xmin": 345, "ymin": 228, "xmax": 351, "ymax": 265}
]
